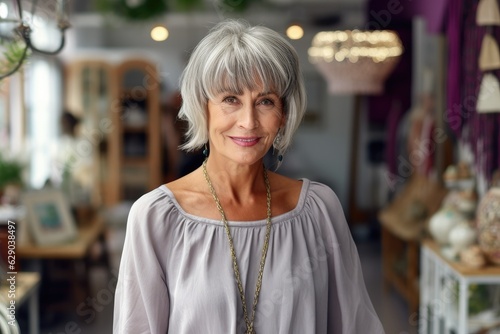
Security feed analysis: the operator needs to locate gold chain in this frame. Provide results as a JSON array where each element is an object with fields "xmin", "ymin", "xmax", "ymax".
[{"xmin": 202, "ymin": 159, "xmax": 272, "ymax": 334}]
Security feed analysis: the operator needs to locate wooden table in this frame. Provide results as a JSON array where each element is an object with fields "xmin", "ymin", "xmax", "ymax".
[
  {"xmin": 17, "ymin": 216, "xmax": 108, "ymax": 310},
  {"xmin": 0, "ymin": 272, "xmax": 41, "ymax": 334},
  {"xmin": 18, "ymin": 216, "xmax": 105, "ymax": 259}
]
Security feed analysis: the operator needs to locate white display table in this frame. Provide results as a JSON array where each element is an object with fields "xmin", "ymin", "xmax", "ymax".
[
  {"xmin": 0, "ymin": 272, "xmax": 40, "ymax": 334},
  {"xmin": 420, "ymin": 240, "xmax": 500, "ymax": 334}
]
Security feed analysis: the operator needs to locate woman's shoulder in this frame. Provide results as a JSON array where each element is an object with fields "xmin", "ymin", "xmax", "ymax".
[
  {"xmin": 128, "ymin": 185, "xmax": 176, "ymax": 221},
  {"xmin": 307, "ymin": 180, "xmax": 338, "ymax": 200},
  {"xmin": 300, "ymin": 179, "xmax": 344, "ymax": 215}
]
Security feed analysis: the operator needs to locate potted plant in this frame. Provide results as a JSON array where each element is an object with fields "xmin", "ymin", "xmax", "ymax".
[{"xmin": 0, "ymin": 153, "xmax": 24, "ymax": 205}]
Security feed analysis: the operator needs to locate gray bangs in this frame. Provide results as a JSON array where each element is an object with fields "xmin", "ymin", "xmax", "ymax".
[{"xmin": 201, "ymin": 36, "xmax": 292, "ymax": 102}]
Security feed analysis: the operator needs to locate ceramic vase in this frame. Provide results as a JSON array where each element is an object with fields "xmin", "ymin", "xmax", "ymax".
[
  {"xmin": 449, "ymin": 223, "xmax": 477, "ymax": 257},
  {"xmin": 477, "ymin": 187, "xmax": 500, "ymax": 264},
  {"xmin": 429, "ymin": 209, "xmax": 466, "ymax": 245}
]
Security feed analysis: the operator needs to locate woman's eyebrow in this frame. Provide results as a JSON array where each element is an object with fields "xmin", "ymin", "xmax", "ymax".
[{"xmin": 257, "ymin": 91, "xmax": 278, "ymax": 97}]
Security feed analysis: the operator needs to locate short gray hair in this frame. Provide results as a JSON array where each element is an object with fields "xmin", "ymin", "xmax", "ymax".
[{"xmin": 178, "ymin": 19, "xmax": 306, "ymax": 159}]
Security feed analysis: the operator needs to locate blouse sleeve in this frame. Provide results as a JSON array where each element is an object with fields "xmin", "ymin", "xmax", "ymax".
[
  {"xmin": 311, "ymin": 183, "xmax": 385, "ymax": 334},
  {"xmin": 113, "ymin": 197, "xmax": 170, "ymax": 333}
]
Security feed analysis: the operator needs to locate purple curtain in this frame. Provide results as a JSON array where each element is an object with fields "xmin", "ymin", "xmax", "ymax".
[
  {"xmin": 460, "ymin": 0, "xmax": 500, "ymax": 184},
  {"xmin": 446, "ymin": 0, "xmax": 463, "ymax": 135}
]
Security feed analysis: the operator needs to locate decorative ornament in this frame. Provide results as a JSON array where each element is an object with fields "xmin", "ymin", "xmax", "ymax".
[
  {"xmin": 476, "ymin": 0, "xmax": 500, "ymax": 26},
  {"xmin": 477, "ymin": 187, "xmax": 500, "ymax": 264},
  {"xmin": 449, "ymin": 222, "xmax": 477, "ymax": 258},
  {"xmin": 0, "ymin": 0, "xmax": 70, "ymax": 80},
  {"xmin": 479, "ymin": 33, "xmax": 500, "ymax": 71},
  {"xmin": 460, "ymin": 245, "xmax": 486, "ymax": 268},
  {"xmin": 476, "ymin": 73, "xmax": 500, "ymax": 113},
  {"xmin": 428, "ymin": 208, "xmax": 467, "ymax": 245}
]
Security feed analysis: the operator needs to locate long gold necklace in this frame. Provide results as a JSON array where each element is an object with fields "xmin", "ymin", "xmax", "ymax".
[{"xmin": 202, "ymin": 159, "xmax": 272, "ymax": 334}]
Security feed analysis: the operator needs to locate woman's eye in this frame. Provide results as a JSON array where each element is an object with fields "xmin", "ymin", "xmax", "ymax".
[
  {"xmin": 260, "ymin": 98, "xmax": 275, "ymax": 106},
  {"xmin": 223, "ymin": 96, "xmax": 238, "ymax": 104}
]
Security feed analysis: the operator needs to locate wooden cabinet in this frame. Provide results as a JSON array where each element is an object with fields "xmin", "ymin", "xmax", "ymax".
[
  {"xmin": 65, "ymin": 60, "xmax": 116, "ymax": 207},
  {"xmin": 109, "ymin": 59, "xmax": 162, "ymax": 205},
  {"xmin": 65, "ymin": 58, "xmax": 162, "ymax": 207}
]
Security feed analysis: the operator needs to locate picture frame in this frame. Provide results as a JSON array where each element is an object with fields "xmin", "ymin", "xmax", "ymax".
[{"xmin": 23, "ymin": 189, "xmax": 78, "ymax": 246}]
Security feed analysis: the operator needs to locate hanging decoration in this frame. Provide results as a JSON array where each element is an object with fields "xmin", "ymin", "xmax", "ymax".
[
  {"xmin": 308, "ymin": 30, "xmax": 403, "ymax": 95},
  {"xmin": 479, "ymin": 33, "xmax": 500, "ymax": 70},
  {"xmin": 0, "ymin": 39, "xmax": 29, "ymax": 79},
  {"xmin": 476, "ymin": 0, "xmax": 500, "ymax": 26},
  {"xmin": 476, "ymin": 0, "xmax": 500, "ymax": 113},
  {"xmin": 0, "ymin": 0, "xmax": 70, "ymax": 80},
  {"xmin": 444, "ymin": 0, "xmax": 500, "ymax": 195},
  {"xmin": 476, "ymin": 73, "xmax": 500, "ymax": 113}
]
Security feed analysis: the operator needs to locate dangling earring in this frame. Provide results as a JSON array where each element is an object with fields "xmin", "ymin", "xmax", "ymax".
[
  {"xmin": 203, "ymin": 143, "xmax": 209, "ymax": 158},
  {"xmin": 273, "ymin": 130, "xmax": 283, "ymax": 162}
]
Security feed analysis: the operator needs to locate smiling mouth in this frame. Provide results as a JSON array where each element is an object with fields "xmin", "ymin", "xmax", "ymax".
[{"xmin": 230, "ymin": 136, "xmax": 261, "ymax": 146}]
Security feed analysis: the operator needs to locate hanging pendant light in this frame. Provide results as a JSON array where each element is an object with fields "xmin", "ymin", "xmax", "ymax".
[
  {"xmin": 476, "ymin": 73, "xmax": 500, "ymax": 113},
  {"xmin": 0, "ymin": 0, "xmax": 70, "ymax": 80},
  {"xmin": 308, "ymin": 30, "xmax": 403, "ymax": 95},
  {"xmin": 476, "ymin": 0, "xmax": 500, "ymax": 26},
  {"xmin": 479, "ymin": 33, "xmax": 500, "ymax": 71}
]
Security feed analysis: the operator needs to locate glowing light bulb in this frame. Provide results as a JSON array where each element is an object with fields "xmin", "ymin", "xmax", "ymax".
[
  {"xmin": 151, "ymin": 25, "xmax": 169, "ymax": 42},
  {"xmin": 286, "ymin": 24, "xmax": 304, "ymax": 40}
]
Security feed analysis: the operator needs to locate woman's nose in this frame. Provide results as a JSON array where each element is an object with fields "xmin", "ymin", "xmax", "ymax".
[{"xmin": 238, "ymin": 104, "xmax": 258, "ymax": 129}]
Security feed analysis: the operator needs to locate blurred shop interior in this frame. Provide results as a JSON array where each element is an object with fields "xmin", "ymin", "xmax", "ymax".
[{"xmin": 1, "ymin": 0, "xmax": 500, "ymax": 333}]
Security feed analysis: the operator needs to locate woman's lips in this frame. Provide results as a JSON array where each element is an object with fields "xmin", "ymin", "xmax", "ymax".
[{"xmin": 230, "ymin": 136, "xmax": 260, "ymax": 147}]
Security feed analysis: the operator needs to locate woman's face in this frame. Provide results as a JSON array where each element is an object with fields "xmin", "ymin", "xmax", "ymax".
[{"xmin": 207, "ymin": 86, "xmax": 285, "ymax": 166}]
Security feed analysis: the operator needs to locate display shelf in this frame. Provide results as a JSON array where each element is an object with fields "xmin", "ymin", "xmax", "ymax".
[
  {"xmin": 420, "ymin": 239, "xmax": 500, "ymax": 334},
  {"xmin": 109, "ymin": 59, "xmax": 162, "ymax": 204},
  {"xmin": 66, "ymin": 58, "xmax": 161, "ymax": 206},
  {"xmin": 65, "ymin": 60, "xmax": 117, "ymax": 207}
]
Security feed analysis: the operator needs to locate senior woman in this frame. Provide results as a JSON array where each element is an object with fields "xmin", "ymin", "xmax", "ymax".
[{"xmin": 113, "ymin": 20, "xmax": 384, "ymax": 334}]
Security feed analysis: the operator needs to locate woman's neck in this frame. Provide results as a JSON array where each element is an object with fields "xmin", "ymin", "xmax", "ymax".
[{"xmin": 203, "ymin": 156, "xmax": 267, "ymax": 204}]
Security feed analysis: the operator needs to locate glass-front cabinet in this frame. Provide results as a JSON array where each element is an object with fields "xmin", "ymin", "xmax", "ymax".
[
  {"xmin": 65, "ymin": 58, "xmax": 161, "ymax": 207},
  {"xmin": 65, "ymin": 60, "xmax": 116, "ymax": 207}
]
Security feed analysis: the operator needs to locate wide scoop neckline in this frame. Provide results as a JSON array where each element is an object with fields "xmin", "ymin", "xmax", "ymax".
[{"xmin": 159, "ymin": 178, "xmax": 309, "ymax": 227}]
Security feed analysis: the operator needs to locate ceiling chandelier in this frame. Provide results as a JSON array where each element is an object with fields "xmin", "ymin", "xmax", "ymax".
[
  {"xmin": 0, "ymin": 0, "xmax": 70, "ymax": 80},
  {"xmin": 309, "ymin": 30, "xmax": 403, "ymax": 95}
]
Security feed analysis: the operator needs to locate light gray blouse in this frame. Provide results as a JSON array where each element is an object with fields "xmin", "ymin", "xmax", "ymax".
[{"xmin": 113, "ymin": 179, "xmax": 385, "ymax": 333}]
